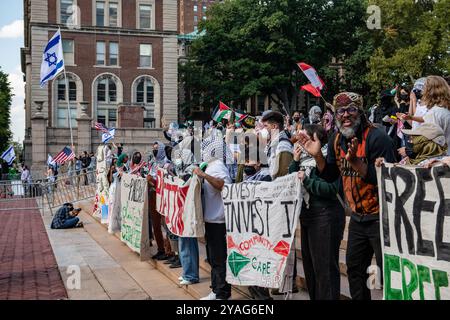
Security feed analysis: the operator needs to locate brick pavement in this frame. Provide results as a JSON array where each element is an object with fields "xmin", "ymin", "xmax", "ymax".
[{"xmin": 0, "ymin": 200, "xmax": 67, "ymax": 300}]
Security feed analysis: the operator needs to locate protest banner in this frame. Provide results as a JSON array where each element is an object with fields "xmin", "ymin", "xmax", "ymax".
[
  {"xmin": 222, "ymin": 173, "xmax": 302, "ymax": 288},
  {"xmin": 93, "ymin": 145, "xmax": 109, "ymax": 218},
  {"xmin": 377, "ymin": 164, "xmax": 450, "ymax": 300},
  {"xmin": 155, "ymin": 168, "xmax": 204, "ymax": 237},
  {"xmin": 120, "ymin": 173, "xmax": 151, "ymax": 261}
]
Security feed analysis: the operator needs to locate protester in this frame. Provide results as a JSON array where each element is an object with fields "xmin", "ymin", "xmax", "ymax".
[
  {"xmin": 397, "ymin": 78, "xmax": 428, "ymax": 129},
  {"xmin": 305, "ymin": 106, "xmax": 323, "ymax": 125},
  {"xmin": 21, "ymin": 165, "xmax": 31, "ymax": 197},
  {"xmin": 397, "ymin": 123, "xmax": 448, "ymax": 166},
  {"xmin": 261, "ymin": 111, "xmax": 294, "ymax": 179},
  {"xmin": 290, "ymin": 124, "xmax": 345, "ymax": 300},
  {"xmin": 195, "ymin": 134, "xmax": 232, "ymax": 300},
  {"xmin": 297, "ymin": 92, "xmax": 397, "ymax": 300},
  {"xmin": 78, "ymin": 151, "xmax": 91, "ymax": 186},
  {"xmin": 50, "ymin": 203, "xmax": 83, "ymax": 229}
]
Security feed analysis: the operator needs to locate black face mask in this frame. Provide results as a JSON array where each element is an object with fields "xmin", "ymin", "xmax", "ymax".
[
  {"xmin": 400, "ymin": 94, "xmax": 409, "ymax": 101},
  {"xmin": 244, "ymin": 166, "xmax": 257, "ymax": 176},
  {"xmin": 152, "ymin": 150, "xmax": 158, "ymax": 157},
  {"xmin": 132, "ymin": 154, "xmax": 142, "ymax": 164},
  {"xmin": 293, "ymin": 117, "xmax": 300, "ymax": 122}
]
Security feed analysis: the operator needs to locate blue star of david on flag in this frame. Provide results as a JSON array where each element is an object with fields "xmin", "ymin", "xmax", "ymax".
[
  {"xmin": 40, "ymin": 29, "xmax": 65, "ymax": 88},
  {"xmin": 44, "ymin": 52, "xmax": 58, "ymax": 67}
]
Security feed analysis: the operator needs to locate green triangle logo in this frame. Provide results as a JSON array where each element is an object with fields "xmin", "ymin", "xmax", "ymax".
[{"xmin": 228, "ymin": 251, "xmax": 251, "ymax": 277}]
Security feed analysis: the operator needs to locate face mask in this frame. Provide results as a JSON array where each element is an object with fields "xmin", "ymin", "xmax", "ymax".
[
  {"xmin": 244, "ymin": 166, "xmax": 257, "ymax": 177},
  {"xmin": 400, "ymin": 94, "xmax": 409, "ymax": 101},
  {"xmin": 293, "ymin": 117, "xmax": 300, "ymax": 122},
  {"xmin": 132, "ymin": 155, "xmax": 142, "ymax": 164},
  {"xmin": 259, "ymin": 128, "xmax": 269, "ymax": 140},
  {"xmin": 153, "ymin": 150, "xmax": 158, "ymax": 157}
]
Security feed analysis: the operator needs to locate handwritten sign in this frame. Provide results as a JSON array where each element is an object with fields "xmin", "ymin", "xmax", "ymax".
[
  {"xmin": 155, "ymin": 169, "xmax": 204, "ymax": 237},
  {"xmin": 378, "ymin": 164, "xmax": 450, "ymax": 300},
  {"xmin": 222, "ymin": 173, "xmax": 302, "ymax": 288},
  {"xmin": 120, "ymin": 173, "xmax": 151, "ymax": 261}
]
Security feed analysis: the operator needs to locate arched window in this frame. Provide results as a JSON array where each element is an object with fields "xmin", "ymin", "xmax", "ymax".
[
  {"xmin": 53, "ymin": 74, "xmax": 82, "ymax": 128},
  {"xmin": 133, "ymin": 76, "xmax": 156, "ymax": 128},
  {"xmin": 95, "ymin": 75, "xmax": 120, "ymax": 127}
]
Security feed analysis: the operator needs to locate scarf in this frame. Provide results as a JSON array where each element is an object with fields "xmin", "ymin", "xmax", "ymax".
[
  {"xmin": 408, "ymin": 136, "xmax": 448, "ymax": 165},
  {"xmin": 201, "ymin": 133, "xmax": 233, "ymax": 164}
]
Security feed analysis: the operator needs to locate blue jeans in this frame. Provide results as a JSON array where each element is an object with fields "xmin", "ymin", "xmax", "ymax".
[
  {"xmin": 61, "ymin": 217, "xmax": 79, "ymax": 229},
  {"xmin": 179, "ymin": 237, "xmax": 199, "ymax": 282}
]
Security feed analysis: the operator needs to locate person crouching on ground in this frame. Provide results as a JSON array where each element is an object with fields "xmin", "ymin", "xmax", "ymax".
[{"xmin": 51, "ymin": 203, "xmax": 83, "ymax": 229}]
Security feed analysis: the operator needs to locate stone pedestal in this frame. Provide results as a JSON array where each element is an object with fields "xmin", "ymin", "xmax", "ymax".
[
  {"xmin": 31, "ymin": 101, "xmax": 48, "ymax": 173},
  {"xmin": 118, "ymin": 105, "xmax": 144, "ymax": 128},
  {"xmin": 76, "ymin": 102, "xmax": 92, "ymax": 154}
]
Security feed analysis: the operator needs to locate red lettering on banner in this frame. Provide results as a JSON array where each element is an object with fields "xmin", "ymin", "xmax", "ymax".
[{"xmin": 238, "ymin": 235, "xmax": 273, "ymax": 253}]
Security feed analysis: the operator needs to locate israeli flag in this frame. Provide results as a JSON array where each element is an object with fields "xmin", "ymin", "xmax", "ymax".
[
  {"xmin": 47, "ymin": 154, "xmax": 56, "ymax": 167},
  {"xmin": 40, "ymin": 29, "xmax": 65, "ymax": 88},
  {"xmin": 1, "ymin": 145, "xmax": 16, "ymax": 166},
  {"xmin": 102, "ymin": 128, "xmax": 116, "ymax": 144}
]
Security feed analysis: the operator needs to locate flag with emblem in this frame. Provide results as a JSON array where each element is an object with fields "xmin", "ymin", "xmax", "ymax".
[{"xmin": 40, "ymin": 29, "xmax": 65, "ymax": 88}]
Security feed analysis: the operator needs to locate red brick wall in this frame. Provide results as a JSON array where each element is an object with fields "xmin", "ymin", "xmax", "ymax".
[{"xmin": 118, "ymin": 105, "xmax": 144, "ymax": 128}]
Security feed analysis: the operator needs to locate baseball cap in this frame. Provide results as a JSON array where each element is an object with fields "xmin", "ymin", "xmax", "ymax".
[
  {"xmin": 413, "ymin": 78, "xmax": 426, "ymax": 92},
  {"xmin": 402, "ymin": 123, "xmax": 446, "ymax": 147}
]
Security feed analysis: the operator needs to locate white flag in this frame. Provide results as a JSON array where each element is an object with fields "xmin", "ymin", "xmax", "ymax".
[
  {"xmin": 40, "ymin": 29, "xmax": 65, "ymax": 88},
  {"xmin": 47, "ymin": 154, "xmax": 56, "ymax": 166},
  {"xmin": 1, "ymin": 145, "xmax": 16, "ymax": 166},
  {"xmin": 102, "ymin": 128, "xmax": 116, "ymax": 144}
]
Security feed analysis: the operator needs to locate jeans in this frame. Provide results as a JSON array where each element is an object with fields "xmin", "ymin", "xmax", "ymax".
[
  {"xmin": 60, "ymin": 217, "xmax": 79, "ymax": 229},
  {"xmin": 205, "ymin": 222, "xmax": 231, "ymax": 299},
  {"xmin": 300, "ymin": 204, "xmax": 345, "ymax": 300},
  {"xmin": 346, "ymin": 215, "xmax": 383, "ymax": 300},
  {"xmin": 179, "ymin": 237, "xmax": 199, "ymax": 283}
]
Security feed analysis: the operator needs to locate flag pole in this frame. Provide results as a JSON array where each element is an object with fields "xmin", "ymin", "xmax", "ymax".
[{"xmin": 60, "ymin": 29, "xmax": 75, "ymax": 154}]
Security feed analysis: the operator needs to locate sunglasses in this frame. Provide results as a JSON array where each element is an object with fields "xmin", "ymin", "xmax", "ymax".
[{"xmin": 336, "ymin": 106, "xmax": 359, "ymax": 116}]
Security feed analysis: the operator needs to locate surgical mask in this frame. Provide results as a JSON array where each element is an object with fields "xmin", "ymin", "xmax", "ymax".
[{"xmin": 259, "ymin": 128, "xmax": 269, "ymax": 140}]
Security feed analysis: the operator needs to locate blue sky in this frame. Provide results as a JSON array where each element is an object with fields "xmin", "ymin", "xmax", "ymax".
[{"xmin": 0, "ymin": 1, "xmax": 25, "ymax": 143}]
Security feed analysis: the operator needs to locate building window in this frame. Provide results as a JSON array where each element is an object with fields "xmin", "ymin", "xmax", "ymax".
[
  {"xmin": 203, "ymin": 16, "xmax": 207, "ymax": 21},
  {"xmin": 109, "ymin": 1, "xmax": 118, "ymax": 27},
  {"xmin": 96, "ymin": 1, "xmax": 105, "ymax": 26},
  {"xmin": 96, "ymin": 75, "xmax": 119, "ymax": 127},
  {"xmin": 202, "ymin": 4, "xmax": 207, "ymax": 12},
  {"xmin": 95, "ymin": 0, "xmax": 120, "ymax": 27},
  {"xmin": 139, "ymin": 44, "xmax": 152, "ymax": 68},
  {"xmin": 62, "ymin": 39, "xmax": 75, "ymax": 65},
  {"xmin": 60, "ymin": 0, "xmax": 74, "ymax": 24},
  {"xmin": 193, "ymin": 5, "xmax": 198, "ymax": 12},
  {"xmin": 57, "ymin": 79, "xmax": 77, "ymax": 101},
  {"xmin": 139, "ymin": 4, "xmax": 152, "ymax": 29},
  {"xmin": 109, "ymin": 42, "xmax": 118, "ymax": 66},
  {"xmin": 136, "ymin": 77, "xmax": 154, "ymax": 104},
  {"xmin": 194, "ymin": 26, "xmax": 198, "ymax": 32},
  {"xmin": 96, "ymin": 41, "xmax": 106, "ymax": 65},
  {"xmin": 194, "ymin": 15, "xmax": 198, "ymax": 24},
  {"xmin": 57, "ymin": 108, "xmax": 77, "ymax": 128}
]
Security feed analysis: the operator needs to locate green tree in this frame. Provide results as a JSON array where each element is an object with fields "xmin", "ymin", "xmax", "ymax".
[
  {"xmin": 367, "ymin": 0, "xmax": 450, "ymax": 93},
  {"xmin": 0, "ymin": 68, "xmax": 13, "ymax": 153},
  {"xmin": 182, "ymin": 0, "xmax": 368, "ymax": 114}
]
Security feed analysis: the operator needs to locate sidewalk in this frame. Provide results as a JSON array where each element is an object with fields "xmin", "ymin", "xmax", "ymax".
[
  {"xmin": 42, "ymin": 210, "xmax": 194, "ymax": 300},
  {"xmin": 0, "ymin": 200, "xmax": 67, "ymax": 300}
]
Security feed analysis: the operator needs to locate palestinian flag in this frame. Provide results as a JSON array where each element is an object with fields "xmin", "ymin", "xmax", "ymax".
[{"xmin": 212, "ymin": 101, "xmax": 247, "ymax": 123}]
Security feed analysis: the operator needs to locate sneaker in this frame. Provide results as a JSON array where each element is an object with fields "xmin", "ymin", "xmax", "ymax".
[
  {"xmin": 179, "ymin": 279, "xmax": 193, "ymax": 285},
  {"xmin": 156, "ymin": 254, "xmax": 170, "ymax": 261},
  {"xmin": 178, "ymin": 276, "xmax": 184, "ymax": 281},
  {"xmin": 200, "ymin": 292, "xmax": 217, "ymax": 300},
  {"xmin": 169, "ymin": 258, "xmax": 182, "ymax": 268},
  {"xmin": 152, "ymin": 251, "xmax": 165, "ymax": 260},
  {"xmin": 164, "ymin": 256, "xmax": 177, "ymax": 264}
]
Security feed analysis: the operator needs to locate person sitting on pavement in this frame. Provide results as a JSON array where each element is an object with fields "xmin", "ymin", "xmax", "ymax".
[{"xmin": 50, "ymin": 203, "xmax": 83, "ymax": 229}]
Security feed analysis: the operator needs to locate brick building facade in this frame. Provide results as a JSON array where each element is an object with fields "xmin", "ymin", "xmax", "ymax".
[{"xmin": 21, "ymin": 0, "xmax": 178, "ymax": 170}]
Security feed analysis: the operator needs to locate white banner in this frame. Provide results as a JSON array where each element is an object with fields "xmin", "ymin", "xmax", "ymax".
[
  {"xmin": 120, "ymin": 173, "xmax": 151, "ymax": 261},
  {"xmin": 222, "ymin": 173, "xmax": 302, "ymax": 288},
  {"xmin": 378, "ymin": 164, "xmax": 450, "ymax": 300},
  {"xmin": 155, "ymin": 168, "xmax": 204, "ymax": 237}
]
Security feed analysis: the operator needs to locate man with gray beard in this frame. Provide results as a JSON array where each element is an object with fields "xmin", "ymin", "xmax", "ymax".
[{"xmin": 297, "ymin": 92, "xmax": 396, "ymax": 300}]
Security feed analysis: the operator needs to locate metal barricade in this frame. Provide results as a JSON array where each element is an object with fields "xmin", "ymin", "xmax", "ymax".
[
  {"xmin": 43, "ymin": 169, "xmax": 97, "ymax": 215},
  {"xmin": 0, "ymin": 179, "xmax": 45, "ymax": 211}
]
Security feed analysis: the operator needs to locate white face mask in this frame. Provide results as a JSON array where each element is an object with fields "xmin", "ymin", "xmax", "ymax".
[{"xmin": 259, "ymin": 128, "xmax": 269, "ymax": 140}]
